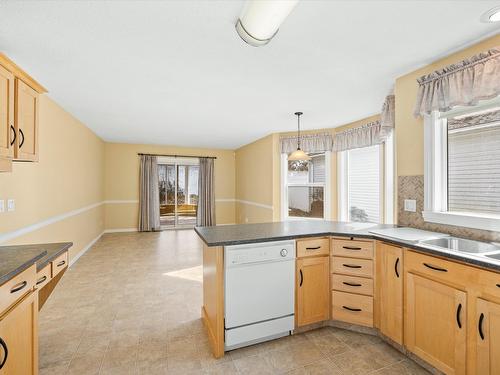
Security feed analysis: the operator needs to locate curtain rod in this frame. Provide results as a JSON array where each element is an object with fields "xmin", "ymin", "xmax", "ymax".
[{"xmin": 137, "ymin": 153, "xmax": 217, "ymax": 159}]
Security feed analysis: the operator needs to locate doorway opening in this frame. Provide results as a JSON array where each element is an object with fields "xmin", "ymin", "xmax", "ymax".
[{"xmin": 158, "ymin": 157, "xmax": 199, "ymax": 229}]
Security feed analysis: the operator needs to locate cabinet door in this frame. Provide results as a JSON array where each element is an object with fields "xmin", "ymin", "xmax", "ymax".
[
  {"xmin": 296, "ymin": 256, "xmax": 329, "ymax": 327},
  {"xmin": 15, "ymin": 79, "xmax": 38, "ymax": 161},
  {"xmin": 0, "ymin": 65, "xmax": 14, "ymax": 160},
  {"xmin": 376, "ymin": 242, "xmax": 403, "ymax": 344},
  {"xmin": 476, "ymin": 298, "xmax": 500, "ymax": 375},
  {"xmin": 0, "ymin": 291, "xmax": 38, "ymax": 375},
  {"xmin": 405, "ymin": 273, "xmax": 466, "ymax": 375}
]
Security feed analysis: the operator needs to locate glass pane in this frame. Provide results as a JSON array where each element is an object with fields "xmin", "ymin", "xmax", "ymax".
[
  {"xmin": 288, "ymin": 186, "xmax": 324, "ymax": 218},
  {"xmin": 177, "ymin": 166, "xmax": 186, "ymax": 205},
  {"xmin": 347, "ymin": 145, "xmax": 380, "ymax": 223},
  {"xmin": 159, "ymin": 164, "xmax": 176, "ymax": 227},
  {"xmin": 287, "ymin": 153, "xmax": 325, "ymax": 184},
  {"xmin": 447, "ymin": 109, "xmax": 500, "ymax": 214}
]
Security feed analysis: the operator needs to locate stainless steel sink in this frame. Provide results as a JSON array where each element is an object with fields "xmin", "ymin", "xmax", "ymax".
[
  {"xmin": 485, "ymin": 253, "xmax": 500, "ymax": 260},
  {"xmin": 419, "ymin": 237, "xmax": 500, "ymax": 254}
]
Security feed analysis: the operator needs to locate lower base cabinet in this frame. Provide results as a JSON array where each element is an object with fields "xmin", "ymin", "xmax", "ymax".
[
  {"xmin": 0, "ymin": 291, "xmax": 38, "ymax": 375},
  {"xmin": 296, "ymin": 256, "xmax": 329, "ymax": 327},
  {"xmin": 405, "ymin": 272, "xmax": 466, "ymax": 375},
  {"xmin": 476, "ymin": 298, "xmax": 500, "ymax": 375}
]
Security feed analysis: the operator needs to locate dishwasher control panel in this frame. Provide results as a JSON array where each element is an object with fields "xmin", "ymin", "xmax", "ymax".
[{"xmin": 225, "ymin": 240, "xmax": 295, "ymax": 266}]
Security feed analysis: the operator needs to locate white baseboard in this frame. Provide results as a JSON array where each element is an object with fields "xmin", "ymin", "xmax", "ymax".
[
  {"xmin": 69, "ymin": 231, "xmax": 104, "ymax": 267},
  {"xmin": 103, "ymin": 228, "xmax": 138, "ymax": 233}
]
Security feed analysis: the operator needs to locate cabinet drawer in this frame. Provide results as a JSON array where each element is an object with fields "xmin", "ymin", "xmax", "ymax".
[
  {"xmin": 405, "ymin": 250, "xmax": 472, "ymax": 289},
  {"xmin": 0, "ymin": 264, "xmax": 35, "ymax": 316},
  {"xmin": 332, "ymin": 238, "xmax": 374, "ymax": 259},
  {"xmin": 51, "ymin": 251, "xmax": 68, "ymax": 278},
  {"xmin": 331, "ymin": 257, "xmax": 373, "ymax": 278},
  {"xmin": 332, "ymin": 291, "xmax": 373, "ymax": 327},
  {"xmin": 35, "ymin": 264, "xmax": 51, "ymax": 290},
  {"xmin": 331, "ymin": 274, "xmax": 373, "ymax": 296},
  {"xmin": 477, "ymin": 268, "xmax": 500, "ymax": 300},
  {"xmin": 297, "ymin": 237, "xmax": 330, "ymax": 258}
]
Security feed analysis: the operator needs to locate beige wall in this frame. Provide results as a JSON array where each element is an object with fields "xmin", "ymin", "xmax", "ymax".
[
  {"xmin": 235, "ymin": 134, "xmax": 280, "ymax": 223},
  {"xmin": 0, "ymin": 96, "xmax": 105, "ymax": 261},
  {"xmin": 395, "ymin": 34, "xmax": 500, "ymax": 177},
  {"xmin": 104, "ymin": 143, "xmax": 236, "ymax": 229}
]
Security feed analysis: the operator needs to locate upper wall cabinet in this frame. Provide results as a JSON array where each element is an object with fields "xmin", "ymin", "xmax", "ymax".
[{"xmin": 0, "ymin": 53, "xmax": 46, "ymax": 171}]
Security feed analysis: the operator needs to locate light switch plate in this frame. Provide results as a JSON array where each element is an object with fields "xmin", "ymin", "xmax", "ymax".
[
  {"xmin": 7, "ymin": 199, "xmax": 15, "ymax": 212},
  {"xmin": 404, "ymin": 199, "xmax": 416, "ymax": 212},
  {"xmin": 0, "ymin": 200, "xmax": 4, "ymax": 213}
]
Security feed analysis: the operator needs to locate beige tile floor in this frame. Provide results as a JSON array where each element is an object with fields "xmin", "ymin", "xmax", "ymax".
[{"xmin": 39, "ymin": 230, "xmax": 430, "ymax": 375}]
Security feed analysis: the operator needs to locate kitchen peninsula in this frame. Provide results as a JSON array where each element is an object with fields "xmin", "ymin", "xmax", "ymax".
[{"xmin": 195, "ymin": 221, "xmax": 500, "ymax": 374}]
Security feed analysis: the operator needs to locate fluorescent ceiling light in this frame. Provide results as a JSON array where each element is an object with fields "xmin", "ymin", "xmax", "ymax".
[
  {"xmin": 480, "ymin": 6, "xmax": 500, "ymax": 22},
  {"xmin": 236, "ymin": 0, "xmax": 299, "ymax": 47}
]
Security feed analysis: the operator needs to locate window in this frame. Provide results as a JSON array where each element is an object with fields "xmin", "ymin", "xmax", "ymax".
[
  {"xmin": 281, "ymin": 152, "xmax": 331, "ymax": 220},
  {"xmin": 424, "ymin": 97, "xmax": 500, "ymax": 231},
  {"xmin": 338, "ymin": 136, "xmax": 394, "ymax": 224}
]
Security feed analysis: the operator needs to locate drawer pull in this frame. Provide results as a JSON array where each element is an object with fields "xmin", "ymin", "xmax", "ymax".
[
  {"xmin": 306, "ymin": 246, "xmax": 321, "ymax": 250},
  {"xmin": 36, "ymin": 276, "xmax": 47, "ymax": 285},
  {"xmin": 496, "ymin": 284, "xmax": 500, "ymax": 288},
  {"xmin": 10, "ymin": 281, "xmax": 27, "ymax": 294},
  {"xmin": 342, "ymin": 306, "xmax": 362, "ymax": 312},
  {"xmin": 395, "ymin": 258, "xmax": 400, "ymax": 278},
  {"xmin": 343, "ymin": 281, "xmax": 362, "ymax": 287},
  {"xmin": 456, "ymin": 303, "xmax": 462, "ymax": 329},
  {"xmin": 342, "ymin": 246, "xmax": 362, "ymax": 251},
  {"xmin": 299, "ymin": 269, "xmax": 303, "ymax": 287},
  {"xmin": 343, "ymin": 264, "xmax": 362, "ymax": 269},
  {"xmin": 0, "ymin": 337, "xmax": 8, "ymax": 369},
  {"xmin": 57, "ymin": 260, "xmax": 66, "ymax": 267},
  {"xmin": 423, "ymin": 263, "xmax": 448, "ymax": 272},
  {"xmin": 479, "ymin": 313, "xmax": 485, "ymax": 340}
]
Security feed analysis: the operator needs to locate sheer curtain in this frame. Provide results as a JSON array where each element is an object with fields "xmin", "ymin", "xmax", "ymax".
[
  {"xmin": 138, "ymin": 155, "xmax": 161, "ymax": 231},
  {"xmin": 197, "ymin": 157, "xmax": 216, "ymax": 227}
]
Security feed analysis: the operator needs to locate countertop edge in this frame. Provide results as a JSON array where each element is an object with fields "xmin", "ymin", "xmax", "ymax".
[
  {"xmin": 36, "ymin": 242, "xmax": 73, "ymax": 271},
  {"xmin": 0, "ymin": 250, "xmax": 48, "ymax": 286},
  {"xmin": 196, "ymin": 230, "xmax": 500, "ymax": 273}
]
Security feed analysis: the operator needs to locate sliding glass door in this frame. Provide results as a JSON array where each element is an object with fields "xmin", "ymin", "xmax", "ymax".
[{"xmin": 158, "ymin": 158, "xmax": 199, "ymax": 228}]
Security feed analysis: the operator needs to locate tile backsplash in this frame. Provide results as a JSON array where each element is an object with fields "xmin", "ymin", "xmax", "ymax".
[{"xmin": 398, "ymin": 175, "xmax": 500, "ymax": 242}]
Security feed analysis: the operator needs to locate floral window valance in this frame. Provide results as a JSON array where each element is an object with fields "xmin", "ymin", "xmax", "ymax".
[
  {"xmin": 333, "ymin": 121, "xmax": 382, "ymax": 152},
  {"xmin": 414, "ymin": 48, "xmax": 500, "ymax": 117}
]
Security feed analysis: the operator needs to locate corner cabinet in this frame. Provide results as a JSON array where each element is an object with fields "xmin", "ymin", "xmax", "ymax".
[
  {"xmin": 0, "ymin": 53, "xmax": 45, "ymax": 171},
  {"xmin": 295, "ymin": 238, "xmax": 330, "ymax": 327},
  {"xmin": 376, "ymin": 242, "xmax": 403, "ymax": 344}
]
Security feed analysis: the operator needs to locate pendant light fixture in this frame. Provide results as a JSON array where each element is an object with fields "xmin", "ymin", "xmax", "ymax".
[{"xmin": 288, "ymin": 112, "xmax": 311, "ymax": 161}]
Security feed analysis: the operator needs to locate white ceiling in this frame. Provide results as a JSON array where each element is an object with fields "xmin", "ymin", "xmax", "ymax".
[{"xmin": 0, "ymin": 1, "xmax": 498, "ymax": 149}]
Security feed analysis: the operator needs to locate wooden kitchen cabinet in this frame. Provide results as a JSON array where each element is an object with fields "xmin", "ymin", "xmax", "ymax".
[
  {"xmin": 405, "ymin": 272, "xmax": 466, "ymax": 375},
  {"xmin": 14, "ymin": 79, "xmax": 39, "ymax": 162},
  {"xmin": 0, "ymin": 291, "xmax": 38, "ymax": 375},
  {"xmin": 475, "ymin": 298, "xmax": 500, "ymax": 375},
  {"xmin": 376, "ymin": 242, "xmax": 403, "ymax": 344},
  {"xmin": 296, "ymin": 256, "xmax": 329, "ymax": 327},
  {"xmin": 0, "ymin": 64, "xmax": 14, "ymax": 172}
]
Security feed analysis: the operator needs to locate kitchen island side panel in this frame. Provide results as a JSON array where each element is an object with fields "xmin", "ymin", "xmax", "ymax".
[{"xmin": 201, "ymin": 243, "xmax": 225, "ymax": 358}]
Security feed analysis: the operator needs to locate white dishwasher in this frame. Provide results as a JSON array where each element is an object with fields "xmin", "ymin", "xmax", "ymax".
[{"xmin": 224, "ymin": 240, "xmax": 295, "ymax": 350}]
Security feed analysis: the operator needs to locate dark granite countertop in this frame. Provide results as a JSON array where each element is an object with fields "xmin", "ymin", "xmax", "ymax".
[
  {"xmin": 195, "ymin": 221, "xmax": 500, "ymax": 273},
  {"xmin": 0, "ymin": 242, "xmax": 73, "ymax": 286}
]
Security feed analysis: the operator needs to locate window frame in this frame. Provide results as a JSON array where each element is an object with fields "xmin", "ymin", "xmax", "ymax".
[
  {"xmin": 280, "ymin": 151, "xmax": 332, "ymax": 221},
  {"xmin": 423, "ymin": 97, "xmax": 500, "ymax": 231},
  {"xmin": 337, "ymin": 133, "xmax": 394, "ymax": 224}
]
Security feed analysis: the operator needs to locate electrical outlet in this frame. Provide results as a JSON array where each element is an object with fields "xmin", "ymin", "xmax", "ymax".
[
  {"xmin": 0, "ymin": 200, "xmax": 4, "ymax": 213},
  {"xmin": 7, "ymin": 199, "xmax": 15, "ymax": 212},
  {"xmin": 404, "ymin": 199, "xmax": 416, "ymax": 212}
]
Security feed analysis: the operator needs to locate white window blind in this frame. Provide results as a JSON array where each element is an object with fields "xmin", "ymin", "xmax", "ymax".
[
  {"xmin": 347, "ymin": 145, "xmax": 381, "ymax": 223},
  {"xmin": 448, "ymin": 122, "xmax": 500, "ymax": 214}
]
